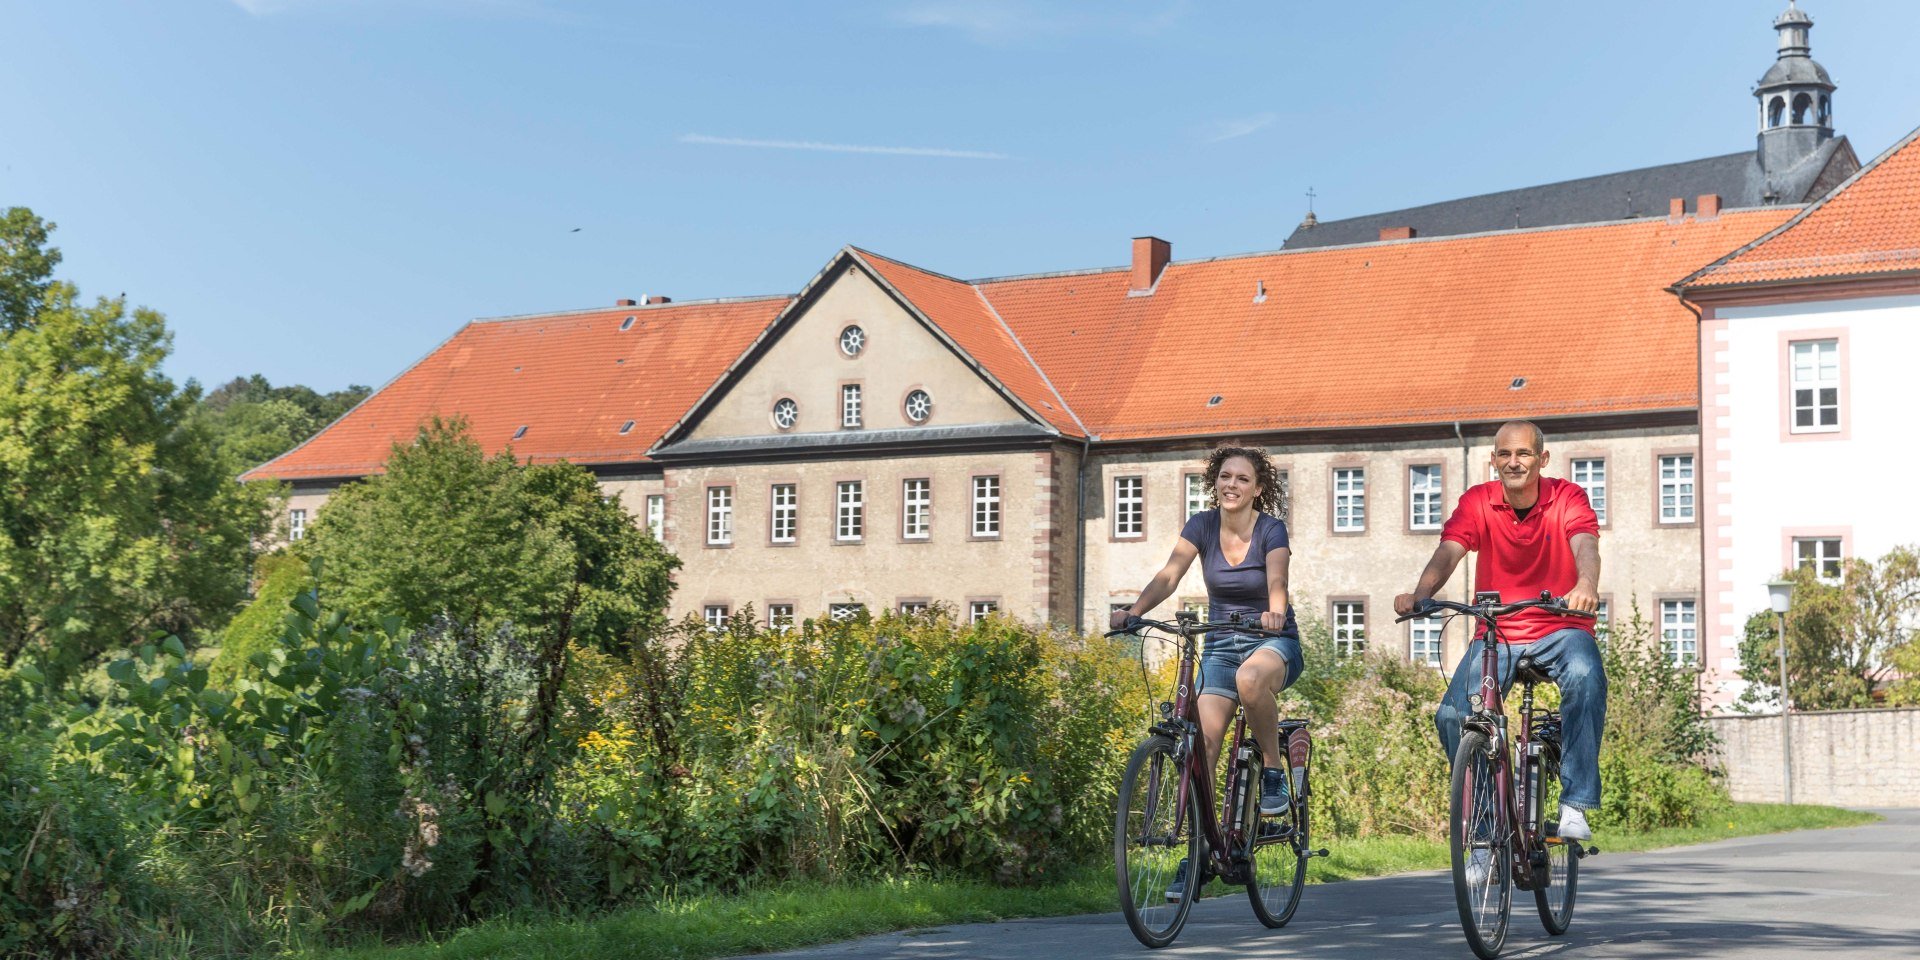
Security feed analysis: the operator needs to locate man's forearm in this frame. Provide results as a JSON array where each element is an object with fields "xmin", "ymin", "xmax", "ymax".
[
  {"xmin": 1572, "ymin": 535, "xmax": 1601, "ymax": 590},
  {"xmin": 1414, "ymin": 547, "xmax": 1463, "ymax": 600}
]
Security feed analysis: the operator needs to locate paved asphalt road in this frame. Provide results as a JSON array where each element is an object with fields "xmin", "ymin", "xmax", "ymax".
[{"xmin": 750, "ymin": 809, "xmax": 1919, "ymax": 960}]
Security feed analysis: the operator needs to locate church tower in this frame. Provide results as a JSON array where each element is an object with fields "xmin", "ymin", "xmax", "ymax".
[{"xmin": 1754, "ymin": 1, "xmax": 1836, "ymax": 176}]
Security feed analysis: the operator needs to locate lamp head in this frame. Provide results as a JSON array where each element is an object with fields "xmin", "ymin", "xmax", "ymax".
[{"xmin": 1766, "ymin": 578, "xmax": 1795, "ymax": 615}]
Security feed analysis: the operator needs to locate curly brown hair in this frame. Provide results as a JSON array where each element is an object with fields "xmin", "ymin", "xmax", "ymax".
[{"xmin": 1202, "ymin": 444, "xmax": 1284, "ymax": 516}]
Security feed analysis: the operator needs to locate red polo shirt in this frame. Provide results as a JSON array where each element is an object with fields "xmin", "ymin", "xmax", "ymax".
[{"xmin": 1439, "ymin": 477, "xmax": 1600, "ymax": 645}]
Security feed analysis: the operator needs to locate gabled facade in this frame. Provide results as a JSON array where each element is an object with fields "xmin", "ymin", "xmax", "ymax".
[{"xmin": 1675, "ymin": 122, "xmax": 1920, "ymax": 710}]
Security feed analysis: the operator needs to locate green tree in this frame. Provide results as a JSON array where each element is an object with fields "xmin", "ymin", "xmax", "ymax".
[
  {"xmin": 196, "ymin": 374, "xmax": 371, "ymax": 471},
  {"xmin": 0, "ymin": 245, "xmax": 274, "ymax": 683},
  {"xmin": 301, "ymin": 416, "xmax": 678, "ymax": 653},
  {"xmin": 0, "ymin": 207, "xmax": 60, "ymax": 332},
  {"xmin": 1737, "ymin": 546, "xmax": 1920, "ymax": 710}
]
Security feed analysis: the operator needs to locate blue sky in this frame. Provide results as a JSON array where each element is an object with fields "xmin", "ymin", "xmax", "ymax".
[{"xmin": 7, "ymin": 0, "xmax": 1919, "ymax": 393}]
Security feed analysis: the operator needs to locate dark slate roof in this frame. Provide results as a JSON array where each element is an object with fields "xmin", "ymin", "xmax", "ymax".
[{"xmin": 1283, "ymin": 138, "xmax": 1855, "ymax": 250}]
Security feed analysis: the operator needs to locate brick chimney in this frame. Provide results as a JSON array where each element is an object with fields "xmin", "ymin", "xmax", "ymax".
[
  {"xmin": 1696, "ymin": 194, "xmax": 1721, "ymax": 220},
  {"xmin": 1669, "ymin": 198, "xmax": 1686, "ymax": 222},
  {"xmin": 645, "ymin": 295, "xmax": 672, "ymax": 305},
  {"xmin": 615, "ymin": 298, "xmax": 637, "ymax": 307},
  {"xmin": 1130, "ymin": 236, "xmax": 1171, "ymax": 293},
  {"xmin": 1378, "ymin": 226, "xmax": 1416, "ymax": 241}
]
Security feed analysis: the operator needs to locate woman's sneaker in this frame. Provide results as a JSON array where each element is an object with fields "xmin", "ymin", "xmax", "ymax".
[
  {"xmin": 1165, "ymin": 858, "xmax": 1190, "ymax": 902},
  {"xmin": 1259, "ymin": 767, "xmax": 1290, "ymax": 815}
]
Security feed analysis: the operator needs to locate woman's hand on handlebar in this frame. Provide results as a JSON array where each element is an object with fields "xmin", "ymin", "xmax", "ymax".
[{"xmin": 1259, "ymin": 609, "xmax": 1288, "ymax": 632}]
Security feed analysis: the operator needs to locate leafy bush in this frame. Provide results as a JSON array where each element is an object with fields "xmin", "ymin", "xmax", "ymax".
[{"xmin": 207, "ymin": 551, "xmax": 308, "ymax": 687}]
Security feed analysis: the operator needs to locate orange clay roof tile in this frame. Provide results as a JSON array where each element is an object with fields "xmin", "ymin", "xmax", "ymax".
[
  {"xmin": 243, "ymin": 297, "xmax": 788, "ymax": 481},
  {"xmin": 1685, "ymin": 124, "xmax": 1920, "ymax": 288}
]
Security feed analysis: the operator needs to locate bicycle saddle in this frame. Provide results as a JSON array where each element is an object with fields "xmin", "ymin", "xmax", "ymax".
[{"xmin": 1512, "ymin": 656, "xmax": 1553, "ymax": 686}]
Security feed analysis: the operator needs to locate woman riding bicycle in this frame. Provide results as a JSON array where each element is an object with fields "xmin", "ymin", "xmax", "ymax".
[{"xmin": 1109, "ymin": 443, "xmax": 1302, "ymax": 901}]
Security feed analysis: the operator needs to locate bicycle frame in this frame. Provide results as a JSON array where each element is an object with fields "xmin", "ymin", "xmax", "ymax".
[{"xmin": 1456, "ymin": 618, "xmax": 1545, "ymax": 890}]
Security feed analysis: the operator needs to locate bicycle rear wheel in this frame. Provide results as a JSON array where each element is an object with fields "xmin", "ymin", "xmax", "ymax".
[
  {"xmin": 1243, "ymin": 751, "xmax": 1306, "ymax": 928},
  {"xmin": 1534, "ymin": 752, "xmax": 1579, "ymax": 935},
  {"xmin": 1116, "ymin": 735, "xmax": 1199, "ymax": 948},
  {"xmin": 1451, "ymin": 730, "xmax": 1511, "ymax": 960}
]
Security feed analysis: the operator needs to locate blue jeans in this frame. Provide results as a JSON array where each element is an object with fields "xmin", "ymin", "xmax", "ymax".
[
  {"xmin": 1199, "ymin": 632, "xmax": 1304, "ymax": 701},
  {"xmin": 1435, "ymin": 628, "xmax": 1606, "ymax": 811}
]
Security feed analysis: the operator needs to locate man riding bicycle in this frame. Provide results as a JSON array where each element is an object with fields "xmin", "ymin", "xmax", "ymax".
[{"xmin": 1394, "ymin": 421, "xmax": 1606, "ymax": 873}]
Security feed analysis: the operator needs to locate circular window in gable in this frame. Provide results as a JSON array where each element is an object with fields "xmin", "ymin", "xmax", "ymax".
[
  {"xmin": 839, "ymin": 325, "xmax": 866, "ymax": 357},
  {"xmin": 904, "ymin": 389, "xmax": 933, "ymax": 424},
  {"xmin": 771, "ymin": 397, "xmax": 799, "ymax": 430}
]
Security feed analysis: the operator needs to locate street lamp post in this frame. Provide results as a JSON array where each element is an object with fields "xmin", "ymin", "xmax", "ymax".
[{"xmin": 1766, "ymin": 579, "xmax": 1796, "ymax": 805}]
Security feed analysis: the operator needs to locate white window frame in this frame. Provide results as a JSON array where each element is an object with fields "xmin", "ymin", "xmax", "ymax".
[
  {"xmin": 1333, "ymin": 467, "xmax": 1367, "ymax": 533},
  {"xmin": 828, "ymin": 602, "xmax": 865, "ymax": 622},
  {"xmin": 645, "ymin": 494, "xmax": 664, "ymax": 540},
  {"xmin": 1113, "ymin": 475, "xmax": 1144, "ymax": 539},
  {"xmin": 1793, "ymin": 537, "xmax": 1844, "ymax": 582},
  {"xmin": 836, "ymin": 481, "xmax": 864, "ymax": 542},
  {"xmin": 1184, "ymin": 473, "xmax": 1207, "ymax": 520},
  {"xmin": 841, "ymin": 384, "xmax": 862, "ymax": 428},
  {"xmin": 1410, "ymin": 615, "xmax": 1443, "ymax": 668},
  {"xmin": 902, "ymin": 478, "xmax": 931, "ymax": 540},
  {"xmin": 767, "ymin": 603, "xmax": 794, "ymax": 632},
  {"xmin": 971, "ymin": 475, "xmax": 1000, "ymax": 538},
  {"xmin": 1660, "ymin": 599, "xmax": 1698, "ymax": 666},
  {"xmin": 770, "ymin": 484, "xmax": 797, "ymax": 544},
  {"xmin": 703, "ymin": 604, "xmax": 729, "ymax": 629},
  {"xmin": 1594, "ymin": 599, "xmax": 1611, "ymax": 644},
  {"xmin": 288, "ymin": 508, "xmax": 306, "ymax": 541},
  {"xmin": 969, "ymin": 600, "xmax": 998, "ymax": 623},
  {"xmin": 1333, "ymin": 601, "xmax": 1367, "ymax": 657},
  {"xmin": 899, "ymin": 601, "xmax": 930, "ymax": 616},
  {"xmin": 706, "ymin": 486, "xmax": 733, "ymax": 546},
  {"xmin": 1408, "ymin": 464, "xmax": 1443, "ymax": 531},
  {"xmin": 1789, "ymin": 338, "xmax": 1841, "ymax": 434},
  {"xmin": 1571, "ymin": 458, "xmax": 1607, "ymax": 525},
  {"xmin": 1658, "ymin": 455, "xmax": 1695, "ymax": 524}
]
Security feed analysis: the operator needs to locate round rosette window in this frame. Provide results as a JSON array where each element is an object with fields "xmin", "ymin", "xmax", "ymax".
[
  {"xmin": 839, "ymin": 324, "xmax": 866, "ymax": 357},
  {"xmin": 771, "ymin": 397, "xmax": 799, "ymax": 430},
  {"xmin": 904, "ymin": 389, "xmax": 933, "ymax": 424}
]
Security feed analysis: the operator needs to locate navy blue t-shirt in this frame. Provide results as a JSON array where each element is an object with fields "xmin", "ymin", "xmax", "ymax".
[{"xmin": 1178, "ymin": 509, "xmax": 1299, "ymax": 638}]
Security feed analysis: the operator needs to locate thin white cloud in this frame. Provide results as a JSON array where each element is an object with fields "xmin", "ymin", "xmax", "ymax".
[
  {"xmin": 891, "ymin": 0, "xmax": 1186, "ymax": 46},
  {"xmin": 1205, "ymin": 113, "xmax": 1277, "ymax": 143},
  {"xmin": 678, "ymin": 133, "xmax": 1008, "ymax": 161}
]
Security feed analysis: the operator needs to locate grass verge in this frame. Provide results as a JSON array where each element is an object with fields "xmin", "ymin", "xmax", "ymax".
[{"xmin": 302, "ymin": 802, "xmax": 1877, "ymax": 960}]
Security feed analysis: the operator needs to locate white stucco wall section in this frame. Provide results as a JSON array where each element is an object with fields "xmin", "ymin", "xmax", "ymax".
[{"xmin": 1706, "ymin": 293, "xmax": 1920, "ymax": 709}]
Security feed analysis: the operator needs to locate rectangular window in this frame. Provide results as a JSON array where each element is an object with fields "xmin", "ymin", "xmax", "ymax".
[
  {"xmin": 902, "ymin": 478, "xmax": 931, "ymax": 540},
  {"xmin": 1185, "ymin": 473, "xmax": 1207, "ymax": 519},
  {"xmin": 1333, "ymin": 601, "xmax": 1367, "ymax": 657},
  {"xmin": 767, "ymin": 604, "xmax": 794, "ymax": 631},
  {"xmin": 703, "ymin": 604, "xmax": 729, "ymax": 629},
  {"xmin": 829, "ymin": 602, "xmax": 865, "ymax": 622},
  {"xmin": 288, "ymin": 508, "xmax": 306, "ymax": 541},
  {"xmin": 1660, "ymin": 599, "xmax": 1697, "ymax": 665},
  {"xmin": 899, "ymin": 601, "xmax": 930, "ymax": 616},
  {"xmin": 1113, "ymin": 475, "xmax": 1144, "ymax": 539},
  {"xmin": 1180, "ymin": 598, "xmax": 1209, "ymax": 619},
  {"xmin": 1789, "ymin": 338, "xmax": 1841, "ymax": 433},
  {"xmin": 1333, "ymin": 467, "xmax": 1367, "ymax": 533},
  {"xmin": 770, "ymin": 484, "xmax": 797, "ymax": 544},
  {"xmin": 1410, "ymin": 615, "xmax": 1443, "ymax": 667},
  {"xmin": 1571, "ymin": 458, "xmax": 1607, "ymax": 525},
  {"xmin": 972, "ymin": 475, "xmax": 1000, "ymax": 537},
  {"xmin": 645, "ymin": 495, "xmax": 664, "ymax": 540},
  {"xmin": 969, "ymin": 600, "xmax": 998, "ymax": 623},
  {"xmin": 1794, "ymin": 537, "xmax": 1844, "ymax": 582},
  {"xmin": 836, "ymin": 481, "xmax": 864, "ymax": 542},
  {"xmin": 1658, "ymin": 455, "xmax": 1695, "ymax": 523},
  {"xmin": 706, "ymin": 486, "xmax": 733, "ymax": 545},
  {"xmin": 1408, "ymin": 464, "xmax": 1442, "ymax": 531},
  {"xmin": 842, "ymin": 384, "xmax": 862, "ymax": 428},
  {"xmin": 1594, "ymin": 599, "xmax": 1611, "ymax": 644}
]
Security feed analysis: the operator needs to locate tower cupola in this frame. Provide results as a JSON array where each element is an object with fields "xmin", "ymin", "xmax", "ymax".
[{"xmin": 1754, "ymin": 1, "xmax": 1835, "ymax": 174}]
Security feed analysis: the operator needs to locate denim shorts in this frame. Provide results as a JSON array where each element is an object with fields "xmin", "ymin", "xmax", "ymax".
[{"xmin": 1198, "ymin": 632, "xmax": 1305, "ymax": 702}]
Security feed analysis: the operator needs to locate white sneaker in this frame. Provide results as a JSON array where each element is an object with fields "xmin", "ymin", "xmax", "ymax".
[
  {"xmin": 1464, "ymin": 848, "xmax": 1493, "ymax": 887},
  {"xmin": 1557, "ymin": 804, "xmax": 1592, "ymax": 841}
]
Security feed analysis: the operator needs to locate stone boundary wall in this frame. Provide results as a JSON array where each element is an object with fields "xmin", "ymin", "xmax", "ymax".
[{"xmin": 1707, "ymin": 708, "xmax": 1920, "ymax": 808}]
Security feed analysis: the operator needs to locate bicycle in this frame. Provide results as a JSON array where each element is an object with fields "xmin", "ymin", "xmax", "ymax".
[
  {"xmin": 1105, "ymin": 610, "xmax": 1327, "ymax": 948},
  {"xmin": 1398, "ymin": 591, "xmax": 1602, "ymax": 960}
]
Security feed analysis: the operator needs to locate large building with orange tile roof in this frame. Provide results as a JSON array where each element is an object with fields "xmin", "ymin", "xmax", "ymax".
[
  {"xmin": 1675, "ymin": 120, "xmax": 1920, "ymax": 710},
  {"xmin": 250, "ymin": 2, "xmax": 1896, "ymax": 685}
]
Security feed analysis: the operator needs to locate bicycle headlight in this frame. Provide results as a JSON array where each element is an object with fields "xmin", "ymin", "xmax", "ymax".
[{"xmin": 1469, "ymin": 693, "xmax": 1484, "ymax": 711}]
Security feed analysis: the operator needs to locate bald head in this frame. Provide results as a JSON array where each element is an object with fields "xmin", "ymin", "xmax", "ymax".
[{"xmin": 1495, "ymin": 420, "xmax": 1546, "ymax": 453}]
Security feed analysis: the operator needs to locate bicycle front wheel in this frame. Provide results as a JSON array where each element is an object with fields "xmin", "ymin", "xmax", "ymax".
[
  {"xmin": 1243, "ymin": 754, "xmax": 1306, "ymax": 927},
  {"xmin": 1116, "ymin": 735, "xmax": 1199, "ymax": 948},
  {"xmin": 1451, "ymin": 730, "xmax": 1511, "ymax": 960}
]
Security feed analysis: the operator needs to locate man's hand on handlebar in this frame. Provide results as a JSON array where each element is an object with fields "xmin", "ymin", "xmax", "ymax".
[
  {"xmin": 1109, "ymin": 608, "xmax": 1133, "ymax": 632},
  {"xmin": 1392, "ymin": 593, "xmax": 1428, "ymax": 617},
  {"xmin": 1563, "ymin": 582, "xmax": 1600, "ymax": 615}
]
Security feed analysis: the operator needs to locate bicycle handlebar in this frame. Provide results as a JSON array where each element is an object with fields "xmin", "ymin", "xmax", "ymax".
[
  {"xmin": 1102, "ymin": 611, "xmax": 1291, "ymax": 640},
  {"xmin": 1393, "ymin": 591, "xmax": 1597, "ymax": 623}
]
